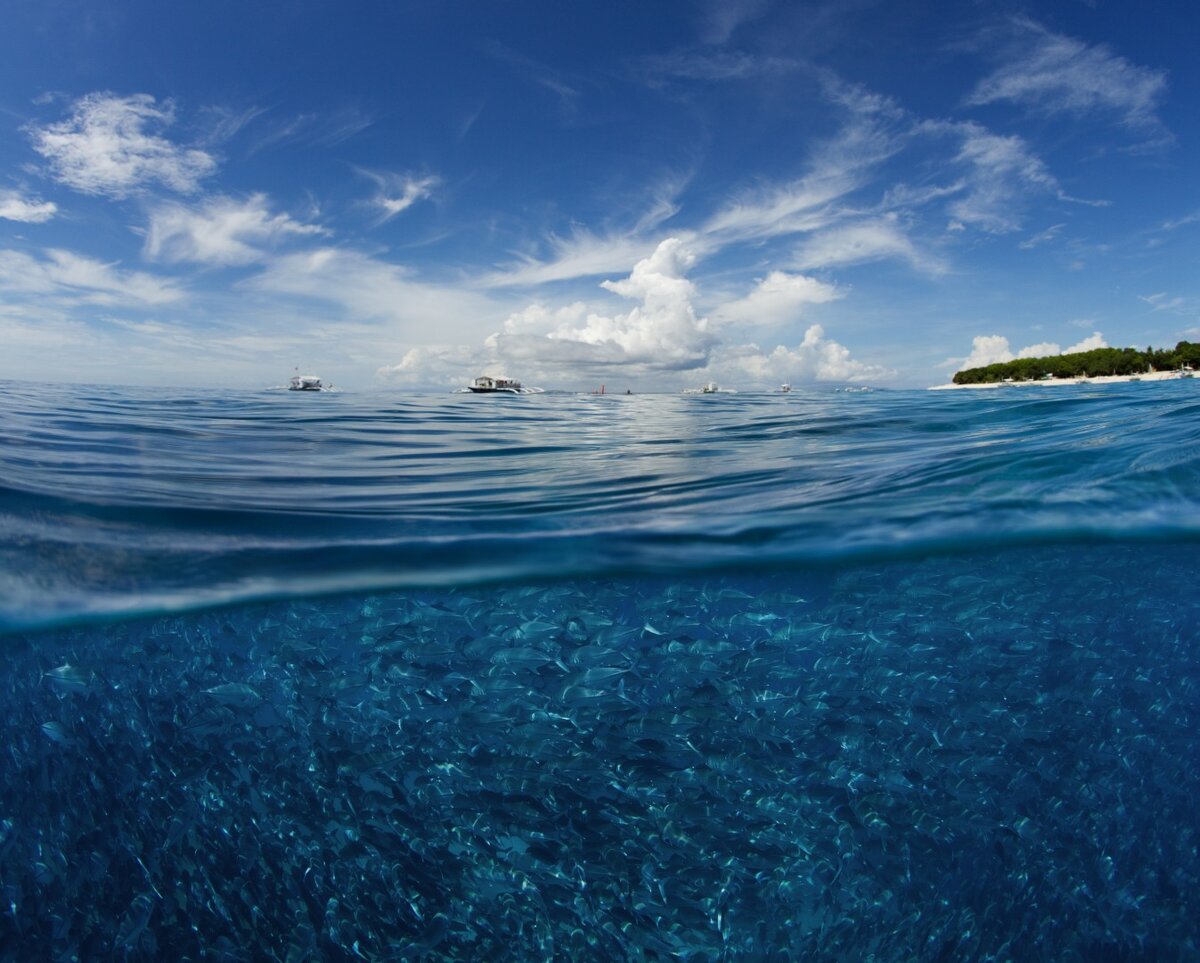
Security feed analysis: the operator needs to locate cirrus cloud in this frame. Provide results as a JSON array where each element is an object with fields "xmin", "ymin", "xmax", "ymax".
[
  {"xmin": 144, "ymin": 194, "xmax": 325, "ymax": 266},
  {"xmin": 29, "ymin": 92, "xmax": 216, "ymax": 198},
  {"xmin": 0, "ymin": 248, "xmax": 183, "ymax": 306},
  {"xmin": 969, "ymin": 19, "xmax": 1168, "ymax": 131},
  {"xmin": 0, "ymin": 190, "xmax": 57, "ymax": 223}
]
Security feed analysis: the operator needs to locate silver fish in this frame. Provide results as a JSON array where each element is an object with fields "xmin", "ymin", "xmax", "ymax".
[
  {"xmin": 203, "ymin": 682, "xmax": 263, "ymax": 708},
  {"xmin": 44, "ymin": 664, "xmax": 94, "ymax": 693}
]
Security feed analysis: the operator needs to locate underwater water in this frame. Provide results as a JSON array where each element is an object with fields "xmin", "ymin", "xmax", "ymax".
[{"xmin": 1, "ymin": 379, "xmax": 1198, "ymax": 960}]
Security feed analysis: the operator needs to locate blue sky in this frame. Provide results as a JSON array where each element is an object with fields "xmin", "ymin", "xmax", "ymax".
[{"xmin": 0, "ymin": 0, "xmax": 1196, "ymax": 389}]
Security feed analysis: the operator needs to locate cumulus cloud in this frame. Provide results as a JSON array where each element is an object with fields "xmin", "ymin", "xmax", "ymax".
[
  {"xmin": 960, "ymin": 331, "xmax": 1109, "ymax": 369},
  {"xmin": 384, "ymin": 238, "xmax": 886, "ymax": 388},
  {"xmin": 968, "ymin": 20, "xmax": 1168, "ymax": 129},
  {"xmin": 489, "ymin": 238, "xmax": 714, "ymax": 369},
  {"xmin": 0, "ymin": 190, "xmax": 57, "ymax": 223},
  {"xmin": 962, "ymin": 334, "xmax": 1016, "ymax": 369},
  {"xmin": 1017, "ymin": 341, "xmax": 1061, "ymax": 358},
  {"xmin": 715, "ymin": 270, "xmax": 841, "ymax": 325},
  {"xmin": 0, "ymin": 248, "xmax": 182, "ymax": 305},
  {"xmin": 1064, "ymin": 332, "xmax": 1108, "ymax": 353},
  {"xmin": 29, "ymin": 92, "xmax": 216, "ymax": 197},
  {"xmin": 376, "ymin": 344, "xmax": 483, "ymax": 387},
  {"xmin": 144, "ymin": 194, "xmax": 325, "ymax": 265},
  {"xmin": 712, "ymin": 325, "xmax": 892, "ymax": 383}
]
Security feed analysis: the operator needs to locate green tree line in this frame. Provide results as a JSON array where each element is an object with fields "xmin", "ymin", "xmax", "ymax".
[{"xmin": 953, "ymin": 341, "xmax": 1200, "ymax": 384}]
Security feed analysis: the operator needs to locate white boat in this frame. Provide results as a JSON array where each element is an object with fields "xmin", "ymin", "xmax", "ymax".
[
  {"xmin": 1180, "ymin": 364, "xmax": 1195, "ymax": 379},
  {"xmin": 288, "ymin": 373, "xmax": 324, "ymax": 391},
  {"xmin": 682, "ymin": 382, "xmax": 736, "ymax": 395},
  {"xmin": 780, "ymin": 383, "xmax": 791, "ymax": 393},
  {"xmin": 463, "ymin": 375, "xmax": 543, "ymax": 394}
]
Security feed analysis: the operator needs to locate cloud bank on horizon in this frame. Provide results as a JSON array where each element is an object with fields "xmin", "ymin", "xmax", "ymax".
[{"xmin": 0, "ymin": 2, "xmax": 1195, "ymax": 389}]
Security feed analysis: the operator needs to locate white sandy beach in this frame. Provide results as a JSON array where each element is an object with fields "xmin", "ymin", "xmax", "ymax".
[{"xmin": 928, "ymin": 370, "xmax": 1195, "ymax": 390}]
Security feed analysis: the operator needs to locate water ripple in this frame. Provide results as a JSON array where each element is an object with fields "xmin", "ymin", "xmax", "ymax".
[{"xmin": 3, "ymin": 378, "xmax": 1199, "ymax": 628}]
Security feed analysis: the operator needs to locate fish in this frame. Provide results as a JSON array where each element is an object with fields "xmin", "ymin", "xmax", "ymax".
[
  {"xmin": 39, "ymin": 721, "xmax": 71, "ymax": 745},
  {"xmin": 0, "ymin": 547, "xmax": 1196, "ymax": 962},
  {"xmin": 43, "ymin": 663, "xmax": 95, "ymax": 693},
  {"xmin": 202, "ymin": 683, "xmax": 264, "ymax": 708}
]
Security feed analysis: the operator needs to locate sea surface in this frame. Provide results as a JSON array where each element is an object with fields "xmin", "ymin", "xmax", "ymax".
[{"xmin": 1, "ymin": 378, "xmax": 1198, "ymax": 961}]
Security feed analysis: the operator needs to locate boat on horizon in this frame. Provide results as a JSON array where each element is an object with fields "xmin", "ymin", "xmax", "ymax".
[
  {"xmin": 288, "ymin": 373, "xmax": 325, "ymax": 391},
  {"xmin": 462, "ymin": 376, "xmax": 544, "ymax": 394},
  {"xmin": 683, "ymin": 382, "xmax": 736, "ymax": 395}
]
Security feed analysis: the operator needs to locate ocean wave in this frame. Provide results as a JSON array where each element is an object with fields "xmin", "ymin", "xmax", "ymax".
[{"xmin": 3, "ymin": 378, "xmax": 1200, "ymax": 630}]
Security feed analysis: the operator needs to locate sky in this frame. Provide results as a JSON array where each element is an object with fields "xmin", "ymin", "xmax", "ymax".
[{"xmin": 0, "ymin": 0, "xmax": 1197, "ymax": 390}]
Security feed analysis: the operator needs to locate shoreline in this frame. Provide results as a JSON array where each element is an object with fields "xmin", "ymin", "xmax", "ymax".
[{"xmin": 929, "ymin": 370, "xmax": 1195, "ymax": 390}]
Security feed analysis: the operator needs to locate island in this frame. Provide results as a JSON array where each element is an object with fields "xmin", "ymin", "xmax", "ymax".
[{"xmin": 940, "ymin": 341, "xmax": 1200, "ymax": 388}]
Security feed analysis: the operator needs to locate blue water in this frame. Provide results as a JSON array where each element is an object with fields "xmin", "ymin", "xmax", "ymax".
[{"xmin": 1, "ymin": 379, "xmax": 1198, "ymax": 960}]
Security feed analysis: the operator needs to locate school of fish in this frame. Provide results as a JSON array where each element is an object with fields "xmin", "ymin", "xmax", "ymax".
[{"xmin": 1, "ymin": 542, "xmax": 1197, "ymax": 961}]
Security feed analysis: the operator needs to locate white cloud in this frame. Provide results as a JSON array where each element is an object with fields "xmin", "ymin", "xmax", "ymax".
[
  {"xmin": 375, "ymin": 238, "xmax": 888, "ymax": 388},
  {"xmin": 355, "ymin": 169, "xmax": 439, "ymax": 223},
  {"xmin": 793, "ymin": 216, "xmax": 940, "ymax": 273},
  {"xmin": 0, "ymin": 248, "xmax": 183, "ymax": 305},
  {"xmin": 1064, "ymin": 332, "xmax": 1107, "ymax": 353},
  {"xmin": 245, "ymin": 247, "xmax": 506, "ymax": 341},
  {"xmin": 0, "ymin": 191, "xmax": 57, "ymax": 223},
  {"xmin": 962, "ymin": 334, "xmax": 1015, "ymax": 369},
  {"xmin": 701, "ymin": 174, "xmax": 844, "ymax": 242},
  {"xmin": 482, "ymin": 78, "xmax": 913, "ymax": 291},
  {"xmin": 1017, "ymin": 341, "xmax": 1060, "ymax": 358},
  {"xmin": 489, "ymin": 238, "xmax": 714, "ymax": 369},
  {"xmin": 968, "ymin": 20, "xmax": 1168, "ymax": 129},
  {"xmin": 959, "ymin": 331, "xmax": 1109, "ymax": 370},
  {"xmin": 702, "ymin": 78, "xmax": 908, "ymax": 245},
  {"xmin": 144, "ymin": 194, "xmax": 325, "ymax": 265},
  {"xmin": 712, "ymin": 325, "xmax": 892, "ymax": 383},
  {"xmin": 29, "ymin": 92, "xmax": 216, "ymax": 198},
  {"xmin": 945, "ymin": 123, "xmax": 1059, "ymax": 233},
  {"xmin": 483, "ymin": 232, "xmax": 663, "ymax": 288},
  {"xmin": 1160, "ymin": 211, "xmax": 1200, "ymax": 231},
  {"xmin": 714, "ymin": 270, "xmax": 841, "ymax": 325},
  {"xmin": 1018, "ymin": 224, "xmax": 1065, "ymax": 249},
  {"xmin": 376, "ymin": 344, "xmax": 483, "ymax": 387},
  {"xmin": 638, "ymin": 50, "xmax": 795, "ymax": 84},
  {"xmin": 697, "ymin": 0, "xmax": 771, "ymax": 44},
  {"xmin": 1139, "ymin": 292, "xmax": 1185, "ymax": 312}
]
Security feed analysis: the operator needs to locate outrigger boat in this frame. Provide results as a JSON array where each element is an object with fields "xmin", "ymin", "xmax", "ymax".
[{"xmin": 462, "ymin": 376, "xmax": 543, "ymax": 394}]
